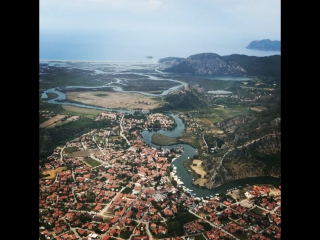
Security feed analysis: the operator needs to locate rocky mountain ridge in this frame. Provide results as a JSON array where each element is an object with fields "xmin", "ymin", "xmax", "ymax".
[{"xmin": 162, "ymin": 52, "xmax": 280, "ymax": 76}]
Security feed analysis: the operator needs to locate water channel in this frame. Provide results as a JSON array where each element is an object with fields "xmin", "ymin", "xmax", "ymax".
[
  {"xmin": 41, "ymin": 65, "xmax": 280, "ymax": 197},
  {"xmin": 141, "ymin": 114, "xmax": 280, "ymax": 197},
  {"xmin": 41, "ymin": 87, "xmax": 280, "ymax": 197}
]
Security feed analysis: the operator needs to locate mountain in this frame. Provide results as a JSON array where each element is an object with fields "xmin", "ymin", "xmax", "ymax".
[
  {"xmin": 162, "ymin": 52, "xmax": 280, "ymax": 77},
  {"xmin": 246, "ymin": 39, "xmax": 281, "ymax": 51}
]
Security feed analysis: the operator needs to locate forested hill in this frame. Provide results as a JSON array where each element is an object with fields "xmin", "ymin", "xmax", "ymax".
[
  {"xmin": 162, "ymin": 53, "xmax": 280, "ymax": 77},
  {"xmin": 156, "ymin": 85, "xmax": 208, "ymax": 111}
]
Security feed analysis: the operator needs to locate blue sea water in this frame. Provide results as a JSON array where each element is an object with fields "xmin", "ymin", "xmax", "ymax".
[{"xmin": 40, "ymin": 39, "xmax": 280, "ymax": 62}]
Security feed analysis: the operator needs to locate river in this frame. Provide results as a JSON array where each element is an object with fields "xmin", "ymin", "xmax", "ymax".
[
  {"xmin": 40, "ymin": 62, "xmax": 280, "ymax": 197},
  {"xmin": 141, "ymin": 114, "xmax": 280, "ymax": 197},
  {"xmin": 41, "ymin": 89, "xmax": 280, "ymax": 197}
]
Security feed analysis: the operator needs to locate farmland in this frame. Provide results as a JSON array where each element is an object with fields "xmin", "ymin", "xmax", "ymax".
[{"xmin": 39, "ymin": 115, "xmax": 67, "ymax": 129}]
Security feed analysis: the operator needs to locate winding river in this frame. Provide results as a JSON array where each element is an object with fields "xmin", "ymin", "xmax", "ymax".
[
  {"xmin": 141, "ymin": 114, "xmax": 280, "ymax": 197},
  {"xmin": 41, "ymin": 63, "xmax": 279, "ymax": 197},
  {"xmin": 41, "ymin": 89, "xmax": 280, "ymax": 197}
]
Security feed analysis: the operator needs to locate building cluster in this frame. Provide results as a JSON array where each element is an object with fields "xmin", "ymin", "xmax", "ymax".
[{"xmin": 39, "ymin": 111, "xmax": 281, "ymax": 240}]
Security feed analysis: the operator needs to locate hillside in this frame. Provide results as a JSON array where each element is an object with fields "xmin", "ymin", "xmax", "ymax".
[
  {"xmin": 203, "ymin": 109, "xmax": 281, "ymax": 189},
  {"xmin": 163, "ymin": 53, "xmax": 280, "ymax": 77}
]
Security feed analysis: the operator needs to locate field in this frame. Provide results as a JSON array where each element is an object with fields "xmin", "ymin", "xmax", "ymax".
[
  {"xmin": 61, "ymin": 105, "xmax": 103, "ymax": 117},
  {"xmin": 193, "ymin": 178, "xmax": 208, "ymax": 187},
  {"xmin": 190, "ymin": 160, "xmax": 206, "ymax": 178},
  {"xmin": 41, "ymin": 166, "xmax": 67, "ymax": 180},
  {"xmin": 151, "ymin": 133, "xmax": 178, "ymax": 146},
  {"xmin": 65, "ymin": 91, "xmax": 165, "ymax": 110},
  {"xmin": 82, "ymin": 157, "xmax": 101, "ymax": 167},
  {"xmin": 39, "ymin": 115, "xmax": 67, "ymax": 128},
  {"xmin": 64, "ymin": 147, "xmax": 79, "ymax": 154},
  {"xmin": 69, "ymin": 150, "xmax": 100, "ymax": 158},
  {"xmin": 191, "ymin": 159, "xmax": 208, "ymax": 187},
  {"xmin": 251, "ymin": 106, "xmax": 268, "ymax": 112}
]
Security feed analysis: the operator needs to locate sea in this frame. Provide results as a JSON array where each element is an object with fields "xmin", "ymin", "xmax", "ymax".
[{"xmin": 40, "ymin": 45, "xmax": 280, "ymax": 62}]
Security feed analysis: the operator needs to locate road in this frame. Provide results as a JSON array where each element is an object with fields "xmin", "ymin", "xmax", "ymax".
[
  {"xmin": 119, "ymin": 114, "xmax": 131, "ymax": 147},
  {"xmin": 92, "ymin": 135, "xmax": 106, "ymax": 156},
  {"xmin": 101, "ymin": 186, "xmax": 126, "ymax": 216},
  {"xmin": 89, "ymin": 153, "xmax": 113, "ymax": 168},
  {"xmin": 188, "ymin": 210, "xmax": 239, "ymax": 240}
]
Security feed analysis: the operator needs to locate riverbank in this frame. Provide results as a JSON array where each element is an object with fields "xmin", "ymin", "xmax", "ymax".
[{"xmin": 42, "ymin": 84, "xmax": 280, "ymax": 196}]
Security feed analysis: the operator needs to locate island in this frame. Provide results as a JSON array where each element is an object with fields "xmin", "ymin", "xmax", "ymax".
[{"xmin": 246, "ymin": 39, "xmax": 280, "ymax": 51}]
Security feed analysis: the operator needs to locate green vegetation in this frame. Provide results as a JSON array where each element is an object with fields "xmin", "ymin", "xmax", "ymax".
[
  {"xmin": 219, "ymin": 217, "xmax": 232, "ymax": 225},
  {"xmin": 204, "ymin": 134, "xmax": 225, "ymax": 149},
  {"xmin": 122, "ymin": 187, "xmax": 133, "ymax": 194},
  {"xmin": 39, "ymin": 67, "xmax": 104, "ymax": 90},
  {"xmin": 83, "ymin": 157, "xmax": 101, "ymax": 167},
  {"xmin": 165, "ymin": 54, "xmax": 280, "ymax": 77},
  {"xmin": 151, "ymin": 133, "xmax": 178, "ymax": 146},
  {"xmin": 40, "ymin": 92, "xmax": 59, "ymax": 100},
  {"xmin": 163, "ymin": 206, "xmax": 199, "ymax": 237},
  {"xmin": 59, "ymin": 109, "xmax": 101, "ymax": 118},
  {"xmin": 223, "ymin": 54, "xmax": 281, "ymax": 77},
  {"xmin": 39, "ymin": 102, "xmax": 65, "ymax": 113},
  {"xmin": 39, "ymin": 117, "xmax": 114, "ymax": 159},
  {"xmin": 158, "ymin": 87, "xmax": 209, "ymax": 111},
  {"xmin": 94, "ymin": 93, "xmax": 108, "ymax": 97},
  {"xmin": 120, "ymin": 230, "xmax": 132, "ymax": 239},
  {"xmin": 64, "ymin": 146, "xmax": 79, "ymax": 153},
  {"xmin": 251, "ymin": 207, "xmax": 264, "ymax": 215},
  {"xmin": 232, "ymin": 231, "xmax": 248, "ymax": 240},
  {"xmin": 194, "ymin": 234, "xmax": 207, "ymax": 240}
]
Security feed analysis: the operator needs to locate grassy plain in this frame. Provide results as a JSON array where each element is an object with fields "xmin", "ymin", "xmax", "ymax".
[{"xmin": 65, "ymin": 91, "xmax": 166, "ymax": 110}]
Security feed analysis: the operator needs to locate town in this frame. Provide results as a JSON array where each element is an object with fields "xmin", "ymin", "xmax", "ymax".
[{"xmin": 39, "ymin": 112, "xmax": 281, "ymax": 240}]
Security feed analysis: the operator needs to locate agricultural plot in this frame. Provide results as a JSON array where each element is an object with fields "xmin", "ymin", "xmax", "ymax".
[{"xmin": 39, "ymin": 114, "xmax": 67, "ymax": 128}]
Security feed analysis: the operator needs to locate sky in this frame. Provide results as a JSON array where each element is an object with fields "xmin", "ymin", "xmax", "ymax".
[{"xmin": 40, "ymin": 0, "xmax": 281, "ymax": 61}]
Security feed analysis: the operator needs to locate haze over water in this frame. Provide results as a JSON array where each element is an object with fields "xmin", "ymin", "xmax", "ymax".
[
  {"xmin": 40, "ymin": 0, "xmax": 280, "ymax": 62},
  {"xmin": 40, "ymin": 37, "xmax": 280, "ymax": 62}
]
